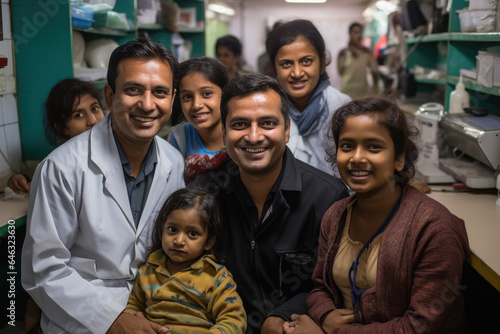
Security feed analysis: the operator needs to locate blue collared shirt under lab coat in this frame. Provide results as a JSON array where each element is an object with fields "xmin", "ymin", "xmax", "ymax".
[{"xmin": 113, "ymin": 131, "xmax": 157, "ymax": 227}]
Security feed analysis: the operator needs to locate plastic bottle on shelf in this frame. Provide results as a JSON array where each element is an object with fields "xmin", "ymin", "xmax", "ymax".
[{"xmin": 449, "ymin": 74, "xmax": 470, "ymax": 114}]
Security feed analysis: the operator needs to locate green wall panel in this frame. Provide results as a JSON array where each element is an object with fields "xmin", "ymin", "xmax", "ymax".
[
  {"xmin": 12, "ymin": 0, "xmax": 74, "ymax": 159},
  {"xmin": 205, "ymin": 18, "xmax": 229, "ymax": 58}
]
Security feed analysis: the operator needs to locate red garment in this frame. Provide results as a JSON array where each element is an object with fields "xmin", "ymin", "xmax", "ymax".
[
  {"xmin": 308, "ymin": 185, "xmax": 470, "ymax": 333},
  {"xmin": 184, "ymin": 148, "xmax": 228, "ymax": 185}
]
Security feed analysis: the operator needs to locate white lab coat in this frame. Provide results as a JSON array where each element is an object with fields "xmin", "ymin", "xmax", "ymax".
[{"xmin": 21, "ymin": 115, "xmax": 185, "ymax": 333}]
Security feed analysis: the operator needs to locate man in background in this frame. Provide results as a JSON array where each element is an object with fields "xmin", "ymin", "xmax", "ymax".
[{"xmin": 337, "ymin": 22, "xmax": 379, "ymax": 98}]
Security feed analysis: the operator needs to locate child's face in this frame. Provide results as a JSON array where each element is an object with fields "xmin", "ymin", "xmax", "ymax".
[
  {"xmin": 274, "ymin": 37, "xmax": 324, "ymax": 110},
  {"xmin": 336, "ymin": 114, "xmax": 404, "ymax": 198},
  {"xmin": 161, "ymin": 208, "xmax": 213, "ymax": 274},
  {"xmin": 179, "ymin": 72, "xmax": 223, "ymax": 132},
  {"xmin": 64, "ymin": 94, "xmax": 104, "ymax": 139}
]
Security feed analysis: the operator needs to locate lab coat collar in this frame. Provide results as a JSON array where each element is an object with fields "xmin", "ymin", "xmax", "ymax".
[{"xmin": 89, "ymin": 115, "xmax": 174, "ymax": 235}]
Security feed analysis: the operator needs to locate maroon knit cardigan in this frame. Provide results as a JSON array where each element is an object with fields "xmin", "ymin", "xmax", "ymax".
[{"xmin": 308, "ymin": 185, "xmax": 470, "ymax": 333}]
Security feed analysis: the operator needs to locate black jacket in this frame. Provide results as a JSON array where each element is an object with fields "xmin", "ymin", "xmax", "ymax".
[{"xmin": 193, "ymin": 148, "xmax": 349, "ymax": 333}]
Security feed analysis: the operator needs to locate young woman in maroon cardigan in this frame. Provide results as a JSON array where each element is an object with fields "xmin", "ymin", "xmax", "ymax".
[{"xmin": 283, "ymin": 97, "xmax": 469, "ymax": 333}]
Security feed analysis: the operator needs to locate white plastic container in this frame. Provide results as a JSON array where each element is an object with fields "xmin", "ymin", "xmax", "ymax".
[
  {"xmin": 449, "ymin": 74, "xmax": 470, "ymax": 114},
  {"xmin": 456, "ymin": 9, "xmax": 493, "ymax": 32},
  {"xmin": 487, "ymin": 46, "xmax": 500, "ymax": 87},
  {"xmin": 469, "ymin": 0, "xmax": 496, "ymax": 10},
  {"xmin": 493, "ymin": 56, "xmax": 500, "ymax": 87},
  {"xmin": 476, "ymin": 51, "xmax": 495, "ymax": 87}
]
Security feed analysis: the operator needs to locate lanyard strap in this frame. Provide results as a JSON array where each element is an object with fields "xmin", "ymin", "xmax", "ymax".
[{"xmin": 349, "ymin": 195, "xmax": 402, "ymax": 311}]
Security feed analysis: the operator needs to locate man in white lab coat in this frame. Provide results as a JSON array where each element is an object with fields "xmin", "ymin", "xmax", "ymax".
[{"xmin": 21, "ymin": 38, "xmax": 184, "ymax": 334}]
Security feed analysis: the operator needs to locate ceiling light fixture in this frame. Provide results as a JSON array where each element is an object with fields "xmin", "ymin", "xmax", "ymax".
[
  {"xmin": 208, "ymin": 3, "xmax": 236, "ymax": 16},
  {"xmin": 285, "ymin": 0, "xmax": 327, "ymax": 3}
]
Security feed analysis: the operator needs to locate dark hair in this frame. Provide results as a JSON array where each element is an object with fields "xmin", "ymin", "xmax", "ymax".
[
  {"xmin": 44, "ymin": 78, "xmax": 103, "ymax": 146},
  {"xmin": 349, "ymin": 22, "xmax": 363, "ymax": 33},
  {"xmin": 220, "ymin": 74, "xmax": 289, "ymax": 128},
  {"xmin": 150, "ymin": 188, "xmax": 222, "ymax": 256},
  {"xmin": 179, "ymin": 57, "xmax": 229, "ymax": 91},
  {"xmin": 266, "ymin": 19, "xmax": 330, "ymax": 76},
  {"xmin": 215, "ymin": 35, "xmax": 242, "ymax": 57},
  {"xmin": 328, "ymin": 97, "xmax": 419, "ymax": 185},
  {"xmin": 106, "ymin": 37, "xmax": 179, "ymax": 93}
]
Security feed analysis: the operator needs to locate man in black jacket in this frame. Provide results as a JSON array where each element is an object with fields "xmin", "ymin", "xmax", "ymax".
[{"xmin": 193, "ymin": 75, "xmax": 349, "ymax": 333}]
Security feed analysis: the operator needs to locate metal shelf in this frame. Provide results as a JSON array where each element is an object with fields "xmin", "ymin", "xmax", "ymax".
[
  {"xmin": 72, "ymin": 27, "xmax": 133, "ymax": 36},
  {"xmin": 388, "ymin": 32, "xmax": 500, "ymax": 47},
  {"xmin": 449, "ymin": 32, "xmax": 500, "ymax": 42},
  {"xmin": 448, "ymin": 76, "xmax": 500, "ymax": 97},
  {"xmin": 406, "ymin": 33, "xmax": 449, "ymax": 44},
  {"xmin": 415, "ymin": 76, "xmax": 447, "ymax": 85},
  {"xmin": 138, "ymin": 23, "xmax": 164, "ymax": 30}
]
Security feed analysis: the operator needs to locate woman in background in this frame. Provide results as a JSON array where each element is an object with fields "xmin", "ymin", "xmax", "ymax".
[
  {"xmin": 266, "ymin": 19, "xmax": 351, "ymax": 176},
  {"xmin": 7, "ymin": 78, "xmax": 105, "ymax": 194}
]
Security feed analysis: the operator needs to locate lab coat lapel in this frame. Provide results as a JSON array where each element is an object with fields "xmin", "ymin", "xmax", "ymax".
[
  {"xmin": 136, "ymin": 138, "xmax": 173, "ymax": 236},
  {"xmin": 90, "ymin": 116, "xmax": 135, "ymax": 230}
]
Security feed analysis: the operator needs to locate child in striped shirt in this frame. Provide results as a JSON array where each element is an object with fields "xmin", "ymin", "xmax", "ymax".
[{"xmin": 126, "ymin": 188, "xmax": 247, "ymax": 333}]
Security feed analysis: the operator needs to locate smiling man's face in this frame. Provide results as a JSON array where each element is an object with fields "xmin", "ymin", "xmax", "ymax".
[
  {"xmin": 105, "ymin": 58, "xmax": 175, "ymax": 147},
  {"xmin": 223, "ymin": 89, "xmax": 290, "ymax": 177}
]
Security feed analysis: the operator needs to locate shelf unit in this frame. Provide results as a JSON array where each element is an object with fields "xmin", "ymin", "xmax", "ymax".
[
  {"xmin": 138, "ymin": 0, "xmax": 206, "ymax": 59},
  {"xmin": 387, "ymin": 0, "xmax": 500, "ymax": 116},
  {"xmin": 11, "ymin": 0, "xmax": 205, "ymax": 160}
]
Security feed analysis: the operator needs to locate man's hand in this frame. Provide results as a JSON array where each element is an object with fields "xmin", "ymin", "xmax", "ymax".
[
  {"xmin": 283, "ymin": 314, "xmax": 323, "ymax": 334},
  {"xmin": 24, "ymin": 297, "xmax": 42, "ymax": 334},
  {"xmin": 261, "ymin": 316, "xmax": 286, "ymax": 334},
  {"xmin": 8, "ymin": 174, "xmax": 30, "ymax": 194},
  {"xmin": 107, "ymin": 312, "xmax": 169, "ymax": 334}
]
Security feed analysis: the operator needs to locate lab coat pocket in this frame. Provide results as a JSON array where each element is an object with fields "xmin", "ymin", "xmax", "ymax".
[{"xmin": 67, "ymin": 256, "xmax": 98, "ymax": 279}]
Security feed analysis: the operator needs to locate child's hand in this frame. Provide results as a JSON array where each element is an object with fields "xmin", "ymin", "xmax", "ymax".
[
  {"xmin": 24, "ymin": 297, "xmax": 42, "ymax": 333},
  {"xmin": 283, "ymin": 315, "xmax": 323, "ymax": 334},
  {"xmin": 107, "ymin": 312, "xmax": 169, "ymax": 334},
  {"xmin": 8, "ymin": 174, "xmax": 30, "ymax": 193}
]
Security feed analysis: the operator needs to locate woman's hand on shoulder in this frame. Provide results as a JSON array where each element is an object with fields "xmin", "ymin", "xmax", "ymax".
[{"xmin": 321, "ymin": 309, "xmax": 355, "ymax": 332}]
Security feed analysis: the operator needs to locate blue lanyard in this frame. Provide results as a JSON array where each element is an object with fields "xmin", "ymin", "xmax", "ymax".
[{"xmin": 349, "ymin": 195, "xmax": 402, "ymax": 314}]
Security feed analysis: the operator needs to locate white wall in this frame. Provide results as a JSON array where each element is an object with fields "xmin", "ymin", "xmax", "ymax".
[
  {"xmin": 228, "ymin": 0, "xmax": 366, "ymax": 89},
  {"xmin": 0, "ymin": 0, "xmax": 21, "ymax": 185}
]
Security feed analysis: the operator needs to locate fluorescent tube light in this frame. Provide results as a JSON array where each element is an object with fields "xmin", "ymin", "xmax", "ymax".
[
  {"xmin": 208, "ymin": 3, "xmax": 236, "ymax": 16},
  {"xmin": 286, "ymin": 0, "xmax": 327, "ymax": 3}
]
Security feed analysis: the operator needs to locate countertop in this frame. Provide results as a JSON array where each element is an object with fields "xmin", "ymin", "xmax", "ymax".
[
  {"xmin": 427, "ymin": 186, "xmax": 500, "ymax": 290},
  {"xmin": 0, "ymin": 194, "xmax": 29, "ymax": 236}
]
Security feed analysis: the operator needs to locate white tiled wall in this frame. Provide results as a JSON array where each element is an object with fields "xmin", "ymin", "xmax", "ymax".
[{"xmin": 0, "ymin": 0, "xmax": 21, "ymax": 180}]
